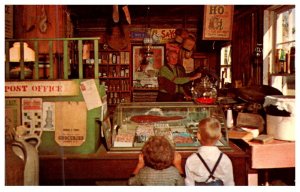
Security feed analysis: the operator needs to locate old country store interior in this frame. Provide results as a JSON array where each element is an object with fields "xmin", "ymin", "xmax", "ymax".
[{"xmin": 4, "ymin": 3, "xmax": 296, "ymax": 188}]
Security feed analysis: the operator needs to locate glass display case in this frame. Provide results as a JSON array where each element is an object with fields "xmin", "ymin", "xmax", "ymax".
[{"xmin": 105, "ymin": 102, "xmax": 230, "ymax": 151}]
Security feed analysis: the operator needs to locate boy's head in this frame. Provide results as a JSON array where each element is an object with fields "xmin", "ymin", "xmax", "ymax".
[
  {"xmin": 142, "ymin": 136, "xmax": 174, "ymax": 170},
  {"xmin": 197, "ymin": 117, "xmax": 222, "ymax": 146}
]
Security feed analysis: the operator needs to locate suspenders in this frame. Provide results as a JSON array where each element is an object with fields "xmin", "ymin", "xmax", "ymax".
[{"xmin": 196, "ymin": 153, "xmax": 223, "ymax": 182}]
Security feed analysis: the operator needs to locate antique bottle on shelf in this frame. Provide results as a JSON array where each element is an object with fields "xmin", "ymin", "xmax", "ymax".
[
  {"xmin": 117, "ymin": 54, "xmax": 120, "ymax": 64},
  {"xmin": 112, "ymin": 53, "xmax": 117, "ymax": 64},
  {"xmin": 279, "ymin": 49, "xmax": 286, "ymax": 74},
  {"xmin": 98, "ymin": 50, "xmax": 131, "ymax": 116},
  {"xmin": 120, "ymin": 68, "xmax": 125, "ymax": 77},
  {"xmin": 109, "ymin": 53, "xmax": 113, "ymax": 64},
  {"xmin": 125, "ymin": 67, "xmax": 129, "ymax": 77}
]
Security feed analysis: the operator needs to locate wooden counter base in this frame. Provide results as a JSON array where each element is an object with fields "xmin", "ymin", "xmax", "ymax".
[{"xmin": 39, "ymin": 141, "xmax": 249, "ymax": 185}]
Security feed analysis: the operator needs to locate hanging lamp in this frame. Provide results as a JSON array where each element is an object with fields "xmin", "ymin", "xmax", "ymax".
[{"xmin": 142, "ymin": 6, "xmax": 153, "ymax": 59}]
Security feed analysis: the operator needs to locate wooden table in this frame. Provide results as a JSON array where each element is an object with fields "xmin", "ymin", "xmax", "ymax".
[
  {"xmin": 39, "ymin": 141, "xmax": 249, "ymax": 185},
  {"xmin": 245, "ymin": 139, "xmax": 295, "ymax": 185}
]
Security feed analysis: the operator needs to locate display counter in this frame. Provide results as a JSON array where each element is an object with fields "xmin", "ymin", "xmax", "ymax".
[
  {"xmin": 107, "ymin": 102, "xmax": 230, "ymax": 152},
  {"xmin": 39, "ymin": 140, "xmax": 249, "ymax": 185},
  {"xmin": 39, "ymin": 102, "xmax": 250, "ymax": 185}
]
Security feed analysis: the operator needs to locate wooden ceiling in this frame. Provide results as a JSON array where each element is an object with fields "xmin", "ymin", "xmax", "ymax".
[
  {"xmin": 67, "ymin": 5, "xmax": 257, "ymax": 28},
  {"xmin": 68, "ymin": 5, "xmax": 205, "ymax": 20},
  {"xmin": 67, "ymin": 5, "xmax": 263, "ymax": 52}
]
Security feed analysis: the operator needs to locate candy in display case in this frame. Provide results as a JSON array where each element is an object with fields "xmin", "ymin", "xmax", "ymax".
[{"xmin": 105, "ymin": 102, "xmax": 230, "ymax": 151}]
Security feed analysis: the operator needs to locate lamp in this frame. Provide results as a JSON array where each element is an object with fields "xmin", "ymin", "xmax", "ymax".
[
  {"xmin": 9, "ymin": 42, "xmax": 35, "ymax": 62},
  {"xmin": 142, "ymin": 6, "xmax": 153, "ymax": 59},
  {"xmin": 143, "ymin": 29, "xmax": 153, "ymax": 57},
  {"xmin": 8, "ymin": 42, "xmax": 35, "ymax": 79}
]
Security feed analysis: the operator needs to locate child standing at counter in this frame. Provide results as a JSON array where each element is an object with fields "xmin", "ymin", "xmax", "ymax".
[
  {"xmin": 128, "ymin": 136, "xmax": 185, "ymax": 186},
  {"xmin": 185, "ymin": 117, "xmax": 235, "ymax": 186}
]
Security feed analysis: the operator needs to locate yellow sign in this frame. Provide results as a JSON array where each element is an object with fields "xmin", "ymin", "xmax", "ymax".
[{"xmin": 151, "ymin": 28, "xmax": 176, "ymax": 43}]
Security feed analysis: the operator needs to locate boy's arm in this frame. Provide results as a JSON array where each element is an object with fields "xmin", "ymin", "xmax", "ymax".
[
  {"xmin": 173, "ymin": 152, "xmax": 184, "ymax": 175},
  {"xmin": 131, "ymin": 153, "xmax": 145, "ymax": 176}
]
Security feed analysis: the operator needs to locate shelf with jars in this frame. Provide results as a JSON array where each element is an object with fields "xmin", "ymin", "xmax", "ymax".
[
  {"xmin": 80, "ymin": 40, "xmax": 132, "ymax": 116},
  {"xmin": 97, "ymin": 51, "xmax": 131, "ymax": 114}
]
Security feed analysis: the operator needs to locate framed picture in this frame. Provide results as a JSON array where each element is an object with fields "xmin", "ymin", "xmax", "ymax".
[
  {"xmin": 203, "ymin": 5, "xmax": 234, "ymax": 40},
  {"xmin": 132, "ymin": 44, "xmax": 165, "ymax": 88}
]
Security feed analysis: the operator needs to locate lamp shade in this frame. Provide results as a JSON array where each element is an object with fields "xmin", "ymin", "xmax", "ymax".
[{"xmin": 9, "ymin": 42, "xmax": 35, "ymax": 62}]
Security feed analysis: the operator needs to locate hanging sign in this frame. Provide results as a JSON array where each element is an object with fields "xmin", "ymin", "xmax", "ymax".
[
  {"xmin": 151, "ymin": 28, "xmax": 176, "ymax": 44},
  {"xmin": 203, "ymin": 5, "xmax": 234, "ymax": 40},
  {"xmin": 130, "ymin": 31, "xmax": 147, "ymax": 40},
  {"xmin": 130, "ymin": 28, "xmax": 176, "ymax": 43}
]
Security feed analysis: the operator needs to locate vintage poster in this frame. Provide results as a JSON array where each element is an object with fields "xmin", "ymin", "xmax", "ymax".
[
  {"xmin": 55, "ymin": 101, "xmax": 87, "ymax": 146},
  {"xmin": 5, "ymin": 98, "xmax": 21, "ymax": 132},
  {"xmin": 42, "ymin": 102, "xmax": 55, "ymax": 131},
  {"xmin": 80, "ymin": 79, "xmax": 102, "ymax": 110},
  {"xmin": 21, "ymin": 98, "xmax": 43, "ymax": 137},
  {"xmin": 150, "ymin": 28, "xmax": 176, "ymax": 44},
  {"xmin": 203, "ymin": 5, "xmax": 234, "ymax": 40},
  {"xmin": 132, "ymin": 45, "xmax": 165, "ymax": 88}
]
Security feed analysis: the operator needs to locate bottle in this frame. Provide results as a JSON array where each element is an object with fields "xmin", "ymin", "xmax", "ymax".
[
  {"xmin": 120, "ymin": 68, "xmax": 125, "ymax": 77},
  {"xmin": 226, "ymin": 109, "xmax": 234, "ymax": 129},
  {"xmin": 112, "ymin": 53, "xmax": 117, "ymax": 64},
  {"xmin": 113, "ymin": 67, "xmax": 117, "ymax": 77},
  {"xmin": 279, "ymin": 49, "xmax": 286, "ymax": 73},
  {"xmin": 109, "ymin": 53, "xmax": 113, "ymax": 64},
  {"xmin": 90, "ymin": 58, "xmax": 95, "ymax": 65},
  {"xmin": 117, "ymin": 55, "xmax": 120, "ymax": 64},
  {"xmin": 125, "ymin": 67, "xmax": 129, "ymax": 77}
]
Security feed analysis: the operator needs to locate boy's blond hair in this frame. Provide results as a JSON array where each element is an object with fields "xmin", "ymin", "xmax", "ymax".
[{"xmin": 198, "ymin": 117, "xmax": 221, "ymax": 144}]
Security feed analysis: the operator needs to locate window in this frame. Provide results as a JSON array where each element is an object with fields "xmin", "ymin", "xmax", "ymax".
[
  {"xmin": 220, "ymin": 45, "xmax": 232, "ymax": 88},
  {"xmin": 263, "ymin": 5, "xmax": 295, "ymax": 95},
  {"xmin": 274, "ymin": 7, "xmax": 295, "ymax": 74}
]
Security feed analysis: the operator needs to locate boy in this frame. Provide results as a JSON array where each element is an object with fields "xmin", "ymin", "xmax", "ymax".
[
  {"xmin": 185, "ymin": 117, "xmax": 235, "ymax": 185},
  {"xmin": 128, "ymin": 136, "xmax": 185, "ymax": 185}
]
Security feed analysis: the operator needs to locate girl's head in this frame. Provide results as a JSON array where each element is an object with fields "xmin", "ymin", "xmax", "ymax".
[
  {"xmin": 197, "ymin": 117, "xmax": 222, "ymax": 146},
  {"xmin": 142, "ymin": 136, "xmax": 174, "ymax": 170}
]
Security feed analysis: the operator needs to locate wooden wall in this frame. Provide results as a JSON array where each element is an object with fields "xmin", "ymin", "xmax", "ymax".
[
  {"xmin": 71, "ymin": 6, "xmax": 222, "ymax": 77},
  {"xmin": 12, "ymin": 5, "xmax": 70, "ymax": 79},
  {"xmin": 71, "ymin": 5, "xmax": 266, "ymax": 85},
  {"xmin": 10, "ymin": 5, "xmax": 266, "ymax": 85},
  {"xmin": 231, "ymin": 6, "xmax": 266, "ymax": 86},
  {"xmin": 13, "ymin": 5, "xmax": 68, "ymax": 52}
]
